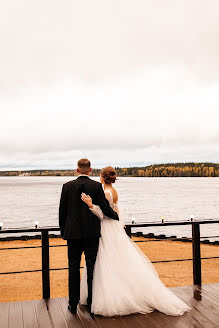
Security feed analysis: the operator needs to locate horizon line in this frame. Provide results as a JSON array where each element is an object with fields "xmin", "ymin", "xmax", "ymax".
[{"xmin": 1, "ymin": 161, "xmax": 219, "ymax": 172}]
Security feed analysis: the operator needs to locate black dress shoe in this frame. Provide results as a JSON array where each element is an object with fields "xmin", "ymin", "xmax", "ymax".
[{"xmin": 68, "ymin": 304, "xmax": 77, "ymax": 314}]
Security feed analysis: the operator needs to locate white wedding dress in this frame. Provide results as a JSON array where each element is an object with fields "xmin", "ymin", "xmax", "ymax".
[{"xmin": 80, "ymin": 190, "xmax": 191, "ymax": 317}]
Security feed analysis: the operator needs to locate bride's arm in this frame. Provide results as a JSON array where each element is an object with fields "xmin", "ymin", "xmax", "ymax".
[
  {"xmin": 81, "ymin": 193, "xmax": 104, "ymax": 220},
  {"xmin": 90, "ymin": 205, "xmax": 104, "ymax": 220},
  {"xmin": 81, "ymin": 192, "xmax": 123, "ymax": 225}
]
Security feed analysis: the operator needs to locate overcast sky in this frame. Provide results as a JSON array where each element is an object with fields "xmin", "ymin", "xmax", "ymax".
[{"xmin": 1, "ymin": 0, "xmax": 219, "ymax": 170}]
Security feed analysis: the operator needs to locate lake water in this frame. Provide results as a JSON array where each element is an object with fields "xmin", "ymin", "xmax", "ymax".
[{"xmin": 0, "ymin": 176, "xmax": 218, "ymax": 241}]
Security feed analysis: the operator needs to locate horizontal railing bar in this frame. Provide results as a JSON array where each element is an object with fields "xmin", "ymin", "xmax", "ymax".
[
  {"xmin": 0, "ymin": 269, "xmax": 42, "ymax": 275},
  {"xmin": 1, "ymin": 257, "xmax": 218, "ymax": 275},
  {"xmin": 0, "ymin": 246, "xmax": 42, "ymax": 250},
  {"xmin": 1, "ymin": 235, "xmax": 219, "ymax": 250},
  {"xmin": 134, "ymin": 237, "xmax": 218, "ymax": 242},
  {"xmin": 199, "ymin": 256, "xmax": 219, "ymax": 260},
  {"xmin": 200, "ymin": 236, "xmax": 219, "ymax": 239},
  {"xmin": 0, "ymin": 239, "xmax": 193, "ymax": 249},
  {"xmin": 0, "ymin": 267, "xmax": 84, "ymax": 275},
  {"xmin": 0, "ymin": 236, "xmax": 219, "ymax": 251},
  {"xmin": 134, "ymin": 238, "xmax": 193, "ymax": 242},
  {"xmin": 126, "ymin": 220, "xmax": 219, "ymax": 227},
  {"xmin": 0, "ymin": 219, "xmax": 219, "ymax": 234},
  {"xmin": 1, "ymin": 235, "xmax": 218, "ymax": 250},
  {"xmin": 49, "ymin": 267, "xmax": 84, "ymax": 271},
  {"xmin": 1, "ymin": 238, "xmax": 218, "ymax": 251},
  {"xmin": 151, "ymin": 256, "xmax": 219, "ymax": 264},
  {"xmin": 134, "ymin": 240, "xmax": 219, "ymax": 244},
  {"xmin": 152, "ymin": 258, "xmax": 194, "ymax": 263},
  {"xmin": 0, "ymin": 245, "xmax": 67, "ymax": 251},
  {"xmin": 0, "ymin": 228, "xmax": 60, "ymax": 233}
]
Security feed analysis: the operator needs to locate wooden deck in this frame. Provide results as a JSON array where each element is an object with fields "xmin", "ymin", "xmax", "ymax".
[{"xmin": 0, "ymin": 284, "xmax": 218, "ymax": 328}]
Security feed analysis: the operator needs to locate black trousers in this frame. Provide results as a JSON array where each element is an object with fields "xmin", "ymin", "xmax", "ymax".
[{"xmin": 67, "ymin": 237, "xmax": 99, "ymax": 307}]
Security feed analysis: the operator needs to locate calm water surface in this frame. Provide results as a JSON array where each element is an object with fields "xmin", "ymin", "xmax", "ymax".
[{"xmin": 0, "ymin": 177, "xmax": 218, "ymax": 240}]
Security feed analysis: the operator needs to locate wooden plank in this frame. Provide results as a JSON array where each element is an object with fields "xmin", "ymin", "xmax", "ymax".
[
  {"xmin": 34, "ymin": 299, "xmax": 52, "ymax": 328},
  {"xmin": 77, "ymin": 304, "xmax": 96, "ymax": 328},
  {"xmin": 201, "ymin": 285, "xmax": 219, "ymax": 303},
  {"xmin": 193, "ymin": 286, "xmax": 218, "ymax": 310},
  {"xmin": 132, "ymin": 313, "xmax": 163, "ymax": 328},
  {"xmin": 122, "ymin": 312, "xmax": 163, "ymax": 328},
  {"xmin": 167, "ymin": 309, "xmax": 205, "ymax": 328},
  {"xmin": 105, "ymin": 316, "xmax": 131, "ymax": 328},
  {"xmin": 202, "ymin": 284, "xmax": 219, "ymax": 295},
  {"xmin": 58, "ymin": 297, "xmax": 84, "ymax": 328},
  {"xmin": 204, "ymin": 284, "xmax": 219, "ymax": 296},
  {"xmin": 157, "ymin": 311, "xmax": 190, "ymax": 328},
  {"xmin": 95, "ymin": 312, "xmax": 155, "ymax": 328},
  {"xmin": 208, "ymin": 283, "xmax": 219, "ymax": 291},
  {"xmin": 93, "ymin": 315, "xmax": 116, "ymax": 328},
  {"xmin": 147, "ymin": 311, "xmax": 176, "ymax": 328},
  {"xmin": 170, "ymin": 287, "xmax": 210, "ymax": 328},
  {"xmin": 173, "ymin": 286, "xmax": 219, "ymax": 328},
  {"xmin": 2, "ymin": 284, "xmax": 218, "ymax": 328},
  {"xmin": 47, "ymin": 298, "xmax": 68, "ymax": 328},
  {"xmin": 8, "ymin": 301, "xmax": 23, "ymax": 328},
  {"xmin": 94, "ymin": 311, "xmax": 148, "ymax": 328},
  {"xmin": 171, "ymin": 286, "xmax": 212, "ymax": 328},
  {"xmin": 95, "ymin": 311, "xmax": 162, "ymax": 328},
  {"xmin": 179, "ymin": 286, "xmax": 219, "ymax": 317},
  {"xmin": 22, "ymin": 300, "xmax": 38, "ymax": 328},
  {"xmin": 193, "ymin": 286, "xmax": 219, "ymax": 307},
  {"xmin": 0, "ymin": 302, "xmax": 9, "ymax": 328}
]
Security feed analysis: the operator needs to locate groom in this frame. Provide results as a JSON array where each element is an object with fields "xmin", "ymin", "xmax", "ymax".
[{"xmin": 59, "ymin": 158, "xmax": 119, "ymax": 314}]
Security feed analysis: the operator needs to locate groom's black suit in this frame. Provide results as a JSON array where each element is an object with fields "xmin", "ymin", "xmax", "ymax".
[{"xmin": 59, "ymin": 175, "xmax": 119, "ymax": 308}]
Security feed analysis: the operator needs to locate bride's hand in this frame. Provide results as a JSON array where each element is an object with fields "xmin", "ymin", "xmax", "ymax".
[{"xmin": 81, "ymin": 193, "xmax": 94, "ymax": 209}]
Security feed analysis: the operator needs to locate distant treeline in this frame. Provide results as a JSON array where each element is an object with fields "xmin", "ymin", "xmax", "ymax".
[
  {"xmin": 115, "ymin": 163, "xmax": 219, "ymax": 177},
  {"xmin": 1, "ymin": 163, "xmax": 219, "ymax": 177}
]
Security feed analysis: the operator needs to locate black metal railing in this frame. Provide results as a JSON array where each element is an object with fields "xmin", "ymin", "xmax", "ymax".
[{"xmin": 0, "ymin": 219, "xmax": 218, "ymax": 299}]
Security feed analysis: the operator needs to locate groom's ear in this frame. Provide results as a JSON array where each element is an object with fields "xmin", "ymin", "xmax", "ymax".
[{"xmin": 89, "ymin": 168, "xmax": 92, "ymax": 173}]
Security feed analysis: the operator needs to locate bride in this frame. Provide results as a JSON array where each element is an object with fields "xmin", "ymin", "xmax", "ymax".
[{"xmin": 80, "ymin": 166, "xmax": 191, "ymax": 317}]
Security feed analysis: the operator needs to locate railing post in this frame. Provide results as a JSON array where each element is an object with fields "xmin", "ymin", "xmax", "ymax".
[
  {"xmin": 125, "ymin": 225, "xmax": 132, "ymax": 238},
  {"xmin": 41, "ymin": 230, "xmax": 50, "ymax": 299},
  {"xmin": 192, "ymin": 223, "xmax": 201, "ymax": 285}
]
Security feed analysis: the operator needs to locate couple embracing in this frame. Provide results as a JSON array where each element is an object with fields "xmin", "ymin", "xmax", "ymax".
[{"xmin": 59, "ymin": 158, "xmax": 191, "ymax": 317}]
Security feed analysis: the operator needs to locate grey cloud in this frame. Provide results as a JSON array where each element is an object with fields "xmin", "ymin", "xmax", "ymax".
[
  {"xmin": 1, "ymin": 1, "xmax": 219, "ymax": 169},
  {"xmin": 1, "ymin": 0, "xmax": 219, "ymax": 93},
  {"xmin": 1, "ymin": 122, "xmax": 219, "ymax": 155},
  {"xmin": 1, "ymin": 143, "xmax": 219, "ymax": 171}
]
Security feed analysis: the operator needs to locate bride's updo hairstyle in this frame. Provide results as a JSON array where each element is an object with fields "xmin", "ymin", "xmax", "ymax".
[{"xmin": 101, "ymin": 166, "xmax": 117, "ymax": 184}]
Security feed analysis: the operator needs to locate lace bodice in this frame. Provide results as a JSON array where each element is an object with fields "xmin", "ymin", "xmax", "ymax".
[{"xmin": 89, "ymin": 189, "xmax": 121, "ymax": 222}]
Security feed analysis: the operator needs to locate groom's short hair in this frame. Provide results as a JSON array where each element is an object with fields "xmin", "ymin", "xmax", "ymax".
[{"xmin": 77, "ymin": 158, "xmax": 91, "ymax": 174}]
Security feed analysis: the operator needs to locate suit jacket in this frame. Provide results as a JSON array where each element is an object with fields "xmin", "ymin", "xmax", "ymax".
[{"xmin": 59, "ymin": 176, "xmax": 119, "ymax": 239}]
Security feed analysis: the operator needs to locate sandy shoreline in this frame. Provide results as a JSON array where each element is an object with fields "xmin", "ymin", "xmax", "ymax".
[{"xmin": 0, "ymin": 237, "xmax": 218, "ymax": 303}]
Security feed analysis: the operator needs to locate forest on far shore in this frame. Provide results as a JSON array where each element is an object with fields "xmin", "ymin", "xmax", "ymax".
[{"xmin": 1, "ymin": 162, "xmax": 219, "ymax": 177}]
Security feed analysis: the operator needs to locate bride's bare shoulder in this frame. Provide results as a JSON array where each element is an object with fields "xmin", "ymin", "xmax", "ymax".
[
  {"xmin": 104, "ymin": 190, "xmax": 112, "ymax": 202},
  {"xmin": 105, "ymin": 188, "xmax": 118, "ymax": 204}
]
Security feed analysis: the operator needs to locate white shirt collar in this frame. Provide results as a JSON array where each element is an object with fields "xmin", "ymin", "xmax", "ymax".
[{"xmin": 77, "ymin": 174, "xmax": 90, "ymax": 178}]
